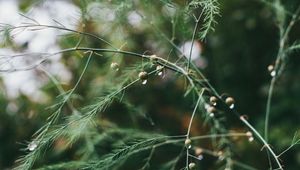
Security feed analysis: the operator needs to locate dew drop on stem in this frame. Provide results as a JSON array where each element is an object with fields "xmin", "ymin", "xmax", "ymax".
[
  {"xmin": 197, "ymin": 154, "xmax": 204, "ymax": 160},
  {"xmin": 28, "ymin": 141, "xmax": 38, "ymax": 151},
  {"xmin": 248, "ymin": 136, "xmax": 254, "ymax": 142},
  {"xmin": 158, "ymin": 71, "xmax": 163, "ymax": 76},
  {"xmin": 229, "ymin": 103, "xmax": 234, "ymax": 109},
  {"xmin": 156, "ymin": 65, "xmax": 164, "ymax": 77},
  {"xmin": 267, "ymin": 64, "xmax": 276, "ymax": 77},
  {"xmin": 270, "ymin": 70, "xmax": 276, "ymax": 77},
  {"xmin": 142, "ymin": 80, "xmax": 147, "ymax": 85}
]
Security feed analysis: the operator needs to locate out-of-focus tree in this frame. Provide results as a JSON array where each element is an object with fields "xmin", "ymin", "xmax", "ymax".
[{"xmin": 0, "ymin": 0, "xmax": 299, "ymax": 170}]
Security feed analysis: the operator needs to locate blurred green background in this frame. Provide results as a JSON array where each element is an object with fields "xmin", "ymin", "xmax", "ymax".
[{"xmin": 0, "ymin": 0, "xmax": 299, "ymax": 169}]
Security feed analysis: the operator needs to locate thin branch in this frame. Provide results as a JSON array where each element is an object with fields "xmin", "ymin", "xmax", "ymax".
[
  {"xmin": 240, "ymin": 116, "xmax": 283, "ymax": 170},
  {"xmin": 187, "ymin": 14, "xmax": 202, "ymax": 70},
  {"xmin": 264, "ymin": 5, "xmax": 300, "ymax": 142}
]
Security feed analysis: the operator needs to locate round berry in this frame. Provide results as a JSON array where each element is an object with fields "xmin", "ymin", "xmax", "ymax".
[
  {"xmin": 225, "ymin": 97, "xmax": 235, "ymax": 106},
  {"xmin": 138, "ymin": 71, "xmax": 148, "ymax": 80},
  {"xmin": 207, "ymin": 106, "xmax": 217, "ymax": 114},
  {"xmin": 189, "ymin": 162, "xmax": 196, "ymax": 169}
]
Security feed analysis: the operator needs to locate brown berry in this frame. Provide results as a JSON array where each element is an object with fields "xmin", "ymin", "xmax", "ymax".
[
  {"xmin": 207, "ymin": 106, "xmax": 217, "ymax": 113},
  {"xmin": 195, "ymin": 147, "xmax": 203, "ymax": 156},
  {"xmin": 210, "ymin": 96, "xmax": 218, "ymax": 105},
  {"xmin": 138, "ymin": 71, "xmax": 148, "ymax": 80},
  {"xmin": 267, "ymin": 65, "xmax": 274, "ymax": 72},
  {"xmin": 185, "ymin": 139, "xmax": 191, "ymax": 147},
  {"xmin": 225, "ymin": 97, "xmax": 235, "ymax": 106}
]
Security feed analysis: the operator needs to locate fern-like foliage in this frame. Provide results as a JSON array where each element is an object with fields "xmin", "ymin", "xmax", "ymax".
[
  {"xmin": 90, "ymin": 137, "xmax": 164, "ymax": 169},
  {"xmin": 188, "ymin": 0, "xmax": 220, "ymax": 39},
  {"xmin": 1, "ymin": 0, "xmax": 299, "ymax": 170}
]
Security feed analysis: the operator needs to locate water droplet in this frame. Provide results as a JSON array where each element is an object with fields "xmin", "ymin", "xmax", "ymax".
[
  {"xmin": 229, "ymin": 104, "xmax": 234, "ymax": 109},
  {"xmin": 156, "ymin": 66, "xmax": 164, "ymax": 77},
  {"xmin": 248, "ymin": 136, "xmax": 254, "ymax": 142},
  {"xmin": 212, "ymin": 102, "xmax": 217, "ymax": 106},
  {"xmin": 197, "ymin": 154, "xmax": 204, "ymax": 160},
  {"xmin": 158, "ymin": 71, "xmax": 163, "ymax": 76},
  {"xmin": 28, "ymin": 141, "xmax": 38, "ymax": 151},
  {"xmin": 142, "ymin": 80, "xmax": 147, "ymax": 85},
  {"xmin": 188, "ymin": 145, "xmax": 192, "ymax": 149},
  {"xmin": 270, "ymin": 70, "xmax": 276, "ymax": 77},
  {"xmin": 209, "ymin": 113, "xmax": 214, "ymax": 117}
]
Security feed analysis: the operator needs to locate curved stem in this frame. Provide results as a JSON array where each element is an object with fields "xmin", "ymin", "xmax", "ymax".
[
  {"xmin": 187, "ymin": 14, "xmax": 202, "ymax": 70},
  {"xmin": 264, "ymin": 77, "xmax": 276, "ymax": 141},
  {"xmin": 186, "ymin": 94, "xmax": 203, "ymax": 138},
  {"xmin": 264, "ymin": 5, "xmax": 300, "ymax": 142},
  {"xmin": 240, "ymin": 116, "xmax": 283, "ymax": 170}
]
